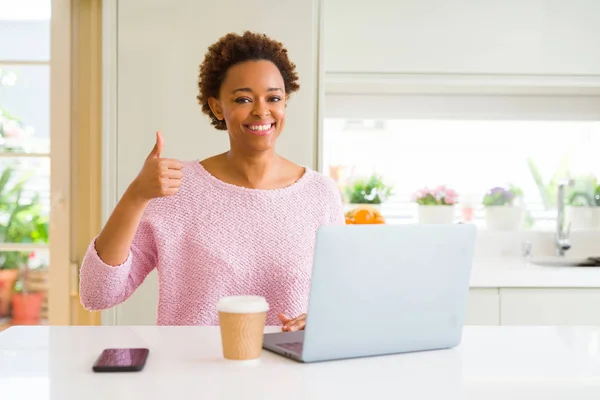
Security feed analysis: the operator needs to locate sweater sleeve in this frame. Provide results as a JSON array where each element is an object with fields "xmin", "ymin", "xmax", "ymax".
[
  {"xmin": 325, "ymin": 177, "xmax": 346, "ymax": 226},
  {"xmin": 79, "ymin": 208, "xmax": 158, "ymax": 311}
]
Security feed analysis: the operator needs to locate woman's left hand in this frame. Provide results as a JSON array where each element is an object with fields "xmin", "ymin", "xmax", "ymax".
[{"xmin": 278, "ymin": 313, "xmax": 306, "ymax": 332}]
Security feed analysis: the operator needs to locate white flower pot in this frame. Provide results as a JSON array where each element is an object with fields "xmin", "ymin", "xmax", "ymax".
[
  {"xmin": 484, "ymin": 206, "xmax": 524, "ymax": 231},
  {"xmin": 565, "ymin": 206, "xmax": 600, "ymax": 230},
  {"xmin": 417, "ymin": 205, "xmax": 455, "ymax": 224}
]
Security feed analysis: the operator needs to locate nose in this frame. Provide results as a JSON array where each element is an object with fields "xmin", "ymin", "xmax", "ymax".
[{"xmin": 251, "ymin": 99, "xmax": 271, "ymax": 118}]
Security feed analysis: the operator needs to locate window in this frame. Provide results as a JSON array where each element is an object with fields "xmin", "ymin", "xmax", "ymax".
[
  {"xmin": 0, "ymin": 0, "xmax": 52, "ymax": 328},
  {"xmin": 322, "ymin": 93, "xmax": 600, "ymax": 230}
]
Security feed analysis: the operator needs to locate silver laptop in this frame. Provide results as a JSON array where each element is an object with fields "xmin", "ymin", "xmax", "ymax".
[{"xmin": 263, "ymin": 223, "xmax": 476, "ymax": 363}]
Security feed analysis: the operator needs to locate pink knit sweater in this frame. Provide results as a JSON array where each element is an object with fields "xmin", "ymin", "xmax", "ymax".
[{"xmin": 79, "ymin": 161, "xmax": 345, "ymax": 326}]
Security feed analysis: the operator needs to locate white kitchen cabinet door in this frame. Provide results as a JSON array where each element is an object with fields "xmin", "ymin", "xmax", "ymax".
[
  {"xmin": 464, "ymin": 289, "xmax": 500, "ymax": 326},
  {"xmin": 102, "ymin": 0, "xmax": 322, "ymax": 325},
  {"xmin": 500, "ymin": 288, "xmax": 600, "ymax": 325},
  {"xmin": 324, "ymin": 0, "xmax": 600, "ymax": 76}
]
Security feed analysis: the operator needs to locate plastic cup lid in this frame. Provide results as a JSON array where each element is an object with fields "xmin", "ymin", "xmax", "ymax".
[{"xmin": 216, "ymin": 295, "xmax": 269, "ymax": 314}]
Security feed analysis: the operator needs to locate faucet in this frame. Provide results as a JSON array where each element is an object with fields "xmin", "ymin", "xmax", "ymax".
[{"xmin": 556, "ymin": 178, "xmax": 575, "ymax": 256}]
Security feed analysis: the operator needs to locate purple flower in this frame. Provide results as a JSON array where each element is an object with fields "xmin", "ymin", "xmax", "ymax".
[{"xmin": 483, "ymin": 185, "xmax": 520, "ymax": 206}]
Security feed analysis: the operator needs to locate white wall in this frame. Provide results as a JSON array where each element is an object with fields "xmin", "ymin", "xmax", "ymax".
[{"xmin": 103, "ymin": 0, "xmax": 322, "ymax": 325}]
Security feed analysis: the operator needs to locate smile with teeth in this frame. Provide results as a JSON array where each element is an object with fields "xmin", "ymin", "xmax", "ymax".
[
  {"xmin": 244, "ymin": 122, "xmax": 275, "ymax": 135},
  {"xmin": 247, "ymin": 123, "xmax": 273, "ymax": 131}
]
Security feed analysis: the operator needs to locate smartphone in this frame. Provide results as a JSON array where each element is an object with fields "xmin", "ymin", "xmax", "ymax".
[{"xmin": 92, "ymin": 348, "xmax": 149, "ymax": 372}]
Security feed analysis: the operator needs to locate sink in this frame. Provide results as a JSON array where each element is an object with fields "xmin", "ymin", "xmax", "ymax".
[{"xmin": 529, "ymin": 256, "xmax": 600, "ymax": 267}]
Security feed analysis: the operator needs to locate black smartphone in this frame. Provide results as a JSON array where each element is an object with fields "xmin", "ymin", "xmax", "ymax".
[{"xmin": 92, "ymin": 348, "xmax": 149, "ymax": 372}]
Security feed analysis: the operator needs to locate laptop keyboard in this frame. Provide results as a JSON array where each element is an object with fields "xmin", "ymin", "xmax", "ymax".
[{"xmin": 277, "ymin": 341, "xmax": 304, "ymax": 353}]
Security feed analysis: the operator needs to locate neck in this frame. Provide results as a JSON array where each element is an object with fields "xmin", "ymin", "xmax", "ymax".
[{"xmin": 225, "ymin": 148, "xmax": 279, "ymax": 185}]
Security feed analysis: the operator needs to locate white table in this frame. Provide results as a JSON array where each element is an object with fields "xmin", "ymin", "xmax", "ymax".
[{"xmin": 1, "ymin": 325, "xmax": 600, "ymax": 399}]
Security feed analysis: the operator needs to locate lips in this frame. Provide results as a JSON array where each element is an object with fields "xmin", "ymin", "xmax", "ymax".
[{"xmin": 244, "ymin": 122, "xmax": 275, "ymax": 136}]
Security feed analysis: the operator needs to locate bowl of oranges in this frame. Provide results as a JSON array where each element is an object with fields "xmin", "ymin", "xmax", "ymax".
[{"xmin": 344, "ymin": 205, "xmax": 385, "ymax": 225}]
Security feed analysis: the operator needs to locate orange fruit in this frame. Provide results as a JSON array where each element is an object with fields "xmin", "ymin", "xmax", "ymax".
[{"xmin": 352, "ymin": 208, "xmax": 375, "ymax": 224}]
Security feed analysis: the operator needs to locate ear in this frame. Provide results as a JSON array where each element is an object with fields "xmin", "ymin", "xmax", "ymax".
[{"xmin": 208, "ymin": 97, "xmax": 224, "ymax": 121}]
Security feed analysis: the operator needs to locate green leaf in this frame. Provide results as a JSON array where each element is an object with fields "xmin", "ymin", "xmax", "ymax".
[
  {"xmin": 0, "ymin": 166, "xmax": 48, "ymax": 269},
  {"xmin": 344, "ymin": 174, "xmax": 393, "ymax": 204}
]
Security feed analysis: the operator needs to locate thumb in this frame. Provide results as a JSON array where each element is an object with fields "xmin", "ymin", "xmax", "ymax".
[{"xmin": 148, "ymin": 130, "xmax": 164, "ymax": 158}]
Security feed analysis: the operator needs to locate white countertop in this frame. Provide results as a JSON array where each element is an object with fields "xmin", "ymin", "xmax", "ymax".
[
  {"xmin": 2, "ymin": 325, "xmax": 600, "ymax": 399},
  {"xmin": 470, "ymin": 257, "xmax": 600, "ymax": 288}
]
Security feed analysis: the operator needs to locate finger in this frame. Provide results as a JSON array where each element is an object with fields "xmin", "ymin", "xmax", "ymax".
[
  {"xmin": 160, "ymin": 158, "xmax": 184, "ymax": 170},
  {"xmin": 279, "ymin": 313, "xmax": 291, "ymax": 324},
  {"xmin": 159, "ymin": 175, "xmax": 182, "ymax": 187},
  {"xmin": 148, "ymin": 131, "xmax": 164, "ymax": 159},
  {"xmin": 287, "ymin": 319, "xmax": 306, "ymax": 332},
  {"xmin": 167, "ymin": 179, "xmax": 182, "ymax": 189},
  {"xmin": 283, "ymin": 313, "xmax": 304, "ymax": 325},
  {"xmin": 283, "ymin": 314, "xmax": 306, "ymax": 331},
  {"xmin": 163, "ymin": 169, "xmax": 184, "ymax": 179},
  {"xmin": 279, "ymin": 313, "xmax": 293, "ymax": 330}
]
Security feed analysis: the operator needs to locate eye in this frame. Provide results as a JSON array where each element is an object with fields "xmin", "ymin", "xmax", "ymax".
[
  {"xmin": 234, "ymin": 97, "xmax": 251, "ymax": 104},
  {"xmin": 269, "ymin": 96, "xmax": 282, "ymax": 102}
]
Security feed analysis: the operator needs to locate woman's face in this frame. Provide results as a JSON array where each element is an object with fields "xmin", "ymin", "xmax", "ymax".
[{"xmin": 209, "ymin": 60, "xmax": 287, "ymax": 154}]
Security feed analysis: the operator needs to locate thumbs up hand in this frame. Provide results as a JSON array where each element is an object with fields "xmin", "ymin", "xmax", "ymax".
[{"xmin": 130, "ymin": 131, "xmax": 184, "ymax": 201}]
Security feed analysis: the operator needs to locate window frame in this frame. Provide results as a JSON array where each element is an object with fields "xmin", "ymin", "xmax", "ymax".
[
  {"xmin": 319, "ymin": 72, "xmax": 600, "ymax": 233},
  {"xmin": 48, "ymin": 0, "xmax": 71, "ymax": 325}
]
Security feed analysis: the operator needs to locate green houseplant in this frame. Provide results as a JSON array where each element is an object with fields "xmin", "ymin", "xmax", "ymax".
[
  {"xmin": 0, "ymin": 70, "xmax": 48, "ymax": 317},
  {"xmin": 526, "ymin": 154, "xmax": 571, "ymax": 210},
  {"xmin": 0, "ymin": 166, "xmax": 48, "ymax": 317},
  {"xmin": 0, "ymin": 166, "xmax": 48, "ymax": 265},
  {"xmin": 565, "ymin": 176, "xmax": 600, "ymax": 230},
  {"xmin": 344, "ymin": 174, "xmax": 393, "ymax": 206}
]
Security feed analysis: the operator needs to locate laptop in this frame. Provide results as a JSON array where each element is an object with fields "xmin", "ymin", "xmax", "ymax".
[{"xmin": 263, "ymin": 223, "xmax": 476, "ymax": 363}]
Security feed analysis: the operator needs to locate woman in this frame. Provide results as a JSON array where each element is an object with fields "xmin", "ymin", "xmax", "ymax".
[{"xmin": 79, "ymin": 31, "xmax": 345, "ymax": 332}]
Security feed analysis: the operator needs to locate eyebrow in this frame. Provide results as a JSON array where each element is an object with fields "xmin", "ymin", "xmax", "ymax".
[{"xmin": 232, "ymin": 87, "xmax": 283, "ymax": 94}]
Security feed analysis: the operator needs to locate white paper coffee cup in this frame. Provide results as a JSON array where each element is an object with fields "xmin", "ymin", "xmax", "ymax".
[{"xmin": 217, "ymin": 296, "xmax": 269, "ymax": 361}]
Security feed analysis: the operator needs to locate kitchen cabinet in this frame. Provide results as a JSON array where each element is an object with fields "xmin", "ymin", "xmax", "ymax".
[
  {"xmin": 500, "ymin": 288, "xmax": 600, "ymax": 326},
  {"xmin": 466, "ymin": 288, "xmax": 600, "ymax": 326},
  {"xmin": 465, "ymin": 289, "xmax": 500, "ymax": 326},
  {"xmin": 324, "ymin": 0, "xmax": 600, "ymax": 77}
]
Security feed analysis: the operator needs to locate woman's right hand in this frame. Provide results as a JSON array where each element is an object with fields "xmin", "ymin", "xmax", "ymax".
[
  {"xmin": 94, "ymin": 131, "xmax": 184, "ymax": 266},
  {"xmin": 128, "ymin": 131, "xmax": 184, "ymax": 202}
]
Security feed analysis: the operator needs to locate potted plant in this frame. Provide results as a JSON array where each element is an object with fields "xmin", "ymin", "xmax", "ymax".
[
  {"xmin": 565, "ymin": 177, "xmax": 600, "ymax": 230},
  {"xmin": 482, "ymin": 185, "xmax": 525, "ymax": 230},
  {"xmin": 0, "ymin": 265, "xmax": 18, "ymax": 318},
  {"xmin": 0, "ymin": 96, "xmax": 41, "ymax": 316},
  {"xmin": 0, "ymin": 167, "xmax": 48, "ymax": 317},
  {"xmin": 11, "ymin": 259, "xmax": 45, "ymax": 325},
  {"xmin": 413, "ymin": 185, "xmax": 458, "ymax": 224},
  {"xmin": 344, "ymin": 173, "xmax": 393, "ymax": 213}
]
